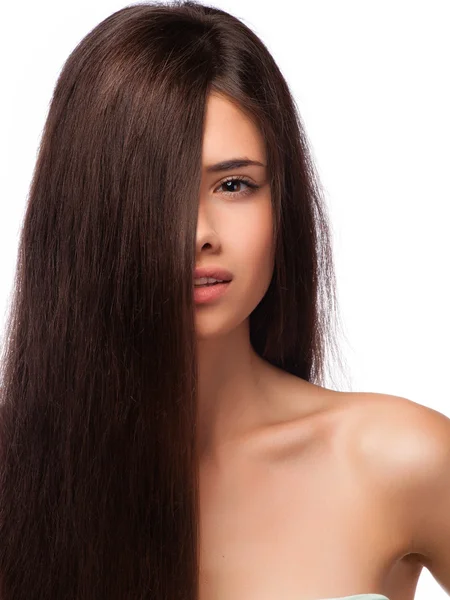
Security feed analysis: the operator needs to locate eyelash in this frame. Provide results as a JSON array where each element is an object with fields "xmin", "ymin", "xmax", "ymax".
[{"xmin": 215, "ymin": 175, "xmax": 260, "ymax": 197}]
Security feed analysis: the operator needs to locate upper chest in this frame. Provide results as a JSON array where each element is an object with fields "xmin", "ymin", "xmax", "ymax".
[{"xmin": 198, "ymin": 400, "xmax": 417, "ymax": 600}]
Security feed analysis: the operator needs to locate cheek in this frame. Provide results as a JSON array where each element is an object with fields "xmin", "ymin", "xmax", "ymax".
[{"xmin": 231, "ymin": 208, "xmax": 274, "ymax": 285}]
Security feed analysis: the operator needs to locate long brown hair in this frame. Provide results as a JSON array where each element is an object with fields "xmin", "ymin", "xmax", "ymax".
[{"xmin": 0, "ymin": 1, "xmax": 349, "ymax": 598}]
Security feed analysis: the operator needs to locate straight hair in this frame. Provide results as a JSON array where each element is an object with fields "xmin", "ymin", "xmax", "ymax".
[{"xmin": 0, "ymin": 1, "xmax": 349, "ymax": 598}]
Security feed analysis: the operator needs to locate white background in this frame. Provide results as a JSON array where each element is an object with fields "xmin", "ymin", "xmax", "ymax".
[{"xmin": 1, "ymin": 2, "xmax": 449, "ymax": 598}]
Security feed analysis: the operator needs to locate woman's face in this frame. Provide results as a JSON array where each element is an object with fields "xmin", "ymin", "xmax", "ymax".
[{"xmin": 195, "ymin": 92, "xmax": 274, "ymax": 338}]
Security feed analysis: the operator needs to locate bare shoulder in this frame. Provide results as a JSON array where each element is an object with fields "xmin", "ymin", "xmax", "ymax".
[
  {"xmin": 337, "ymin": 391, "xmax": 450, "ymax": 484},
  {"xmin": 330, "ymin": 391, "xmax": 450, "ymax": 556}
]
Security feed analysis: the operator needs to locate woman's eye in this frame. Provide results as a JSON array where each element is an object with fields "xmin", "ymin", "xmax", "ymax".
[{"xmin": 215, "ymin": 177, "xmax": 259, "ymax": 197}]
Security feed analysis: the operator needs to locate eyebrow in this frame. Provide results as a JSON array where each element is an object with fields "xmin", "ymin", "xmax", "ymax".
[{"xmin": 205, "ymin": 158, "xmax": 266, "ymax": 173}]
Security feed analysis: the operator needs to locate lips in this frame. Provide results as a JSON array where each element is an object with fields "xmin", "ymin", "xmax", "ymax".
[
  {"xmin": 194, "ymin": 266, "xmax": 233, "ymax": 282},
  {"xmin": 193, "ymin": 280, "xmax": 231, "ymax": 304}
]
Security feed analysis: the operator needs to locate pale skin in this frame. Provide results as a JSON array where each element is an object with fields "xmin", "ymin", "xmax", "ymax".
[{"xmin": 195, "ymin": 92, "xmax": 450, "ymax": 600}]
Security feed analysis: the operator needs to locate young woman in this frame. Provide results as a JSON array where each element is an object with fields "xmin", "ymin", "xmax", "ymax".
[{"xmin": 0, "ymin": 2, "xmax": 449, "ymax": 599}]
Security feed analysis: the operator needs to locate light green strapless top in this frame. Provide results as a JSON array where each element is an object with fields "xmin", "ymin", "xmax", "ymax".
[{"xmin": 318, "ymin": 595, "xmax": 389, "ymax": 600}]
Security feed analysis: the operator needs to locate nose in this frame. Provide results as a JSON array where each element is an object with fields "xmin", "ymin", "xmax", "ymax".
[{"xmin": 195, "ymin": 202, "xmax": 221, "ymax": 255}]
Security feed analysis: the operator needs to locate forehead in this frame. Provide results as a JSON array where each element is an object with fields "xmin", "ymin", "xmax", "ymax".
[{"xmin": 202, "ymin": 93, "xmax": 266, "ymax": 166}]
